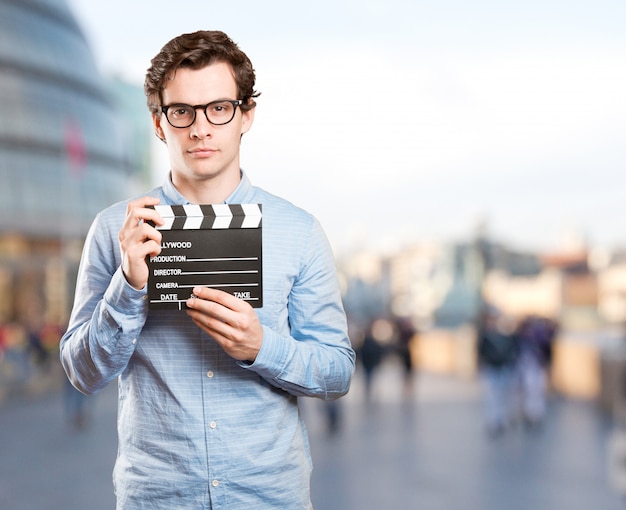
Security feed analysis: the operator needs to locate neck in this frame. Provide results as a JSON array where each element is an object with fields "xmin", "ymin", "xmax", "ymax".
[{"xmin": 171, "ymin": 169, "xmax": 241, "ymax": 204}]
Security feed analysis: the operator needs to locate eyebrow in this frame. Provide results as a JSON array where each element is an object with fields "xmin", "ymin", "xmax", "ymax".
[{"xmin": 163, "ymin": 97, "xmax": 238, "ymax": 106}]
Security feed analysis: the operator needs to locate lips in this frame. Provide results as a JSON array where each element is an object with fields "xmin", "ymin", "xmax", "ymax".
[{"xmin": 188, "ymin": 147, "xmax": 217, "ymax": 157}]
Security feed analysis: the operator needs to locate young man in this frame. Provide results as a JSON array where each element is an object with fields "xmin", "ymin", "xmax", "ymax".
[{"xmin": 60, "ymin": 30, "xmax": 355, "ymax": 509}]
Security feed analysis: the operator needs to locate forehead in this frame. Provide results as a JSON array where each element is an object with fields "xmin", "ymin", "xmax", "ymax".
[{"xmin": 162, "ymin": 62, "xmax": 237, "ymax": 103}]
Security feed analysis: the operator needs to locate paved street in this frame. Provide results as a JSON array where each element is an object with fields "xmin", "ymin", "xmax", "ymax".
[{"xmin": 1, "ymin": 360, "xmax": 625, "ymax": 509}]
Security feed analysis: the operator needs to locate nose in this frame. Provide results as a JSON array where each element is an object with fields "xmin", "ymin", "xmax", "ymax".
[{"xmin": 189, "ymin": 107, "xmax": 213, "ymax": 139}]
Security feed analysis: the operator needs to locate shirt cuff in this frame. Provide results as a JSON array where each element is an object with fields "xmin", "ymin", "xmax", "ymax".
[
  {"xmin": 104, "ymin": 268, "xmax": 149, "ymax": 322},
  {"xmin": 238, "ymin": 325, "xmax": 289, "ymax": 378}
]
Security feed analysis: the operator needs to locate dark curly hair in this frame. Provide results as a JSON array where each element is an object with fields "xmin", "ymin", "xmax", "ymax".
[{"xmin": 144, "ymin": 30, "xmax": 260, "ymax": 114}]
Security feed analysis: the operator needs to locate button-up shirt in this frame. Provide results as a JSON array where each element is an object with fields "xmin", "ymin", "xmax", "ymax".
[{"xmin": 60, "ymin": 171, "xmax": 355, "ymax": 509}]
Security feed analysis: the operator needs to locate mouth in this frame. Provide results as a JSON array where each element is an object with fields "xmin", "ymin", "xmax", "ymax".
[{"xmin": 188, "ymin": 147, "xmax": 218, "ymax": 158}]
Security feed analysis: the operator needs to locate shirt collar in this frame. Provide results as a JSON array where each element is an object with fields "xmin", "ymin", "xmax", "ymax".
[
  {"xmin": 161, "ymin": 169, "xmax": 253, "ymax": 205},
  {"xmin": 162, "ymin": 173, "xmax": 189, "ymax": 205}
]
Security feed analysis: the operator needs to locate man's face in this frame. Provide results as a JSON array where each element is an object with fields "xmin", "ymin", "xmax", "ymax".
[{"xmin": 153, "ymin": 62, "xmax": 254, "ymax": 188}]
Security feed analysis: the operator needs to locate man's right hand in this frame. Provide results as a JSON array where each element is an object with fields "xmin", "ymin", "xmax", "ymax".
[{"xmin": 118, "ymin": 196, "xmax": 164, "ymax": 290}]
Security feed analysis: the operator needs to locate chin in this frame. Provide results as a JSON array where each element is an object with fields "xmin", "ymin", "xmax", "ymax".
[{"xmin": 189, "ymin": 166, "xmax": 222, "ymax": 180}]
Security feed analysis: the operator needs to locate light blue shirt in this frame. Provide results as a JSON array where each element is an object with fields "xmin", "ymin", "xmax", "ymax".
[{"xmin": 60, "ymin": 171, "xmax": 355, "ymax": 509}]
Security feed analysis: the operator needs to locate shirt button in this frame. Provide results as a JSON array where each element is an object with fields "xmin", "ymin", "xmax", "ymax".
[
  {"xmin": 132, "ymin": 339, "xmax": 137, "ymax": 345},
  {"xmin": 141, "ymin": 295, "xmax": 148, "ymax": 300},
  {"xmin": 210, "ymin": 421, "xmax": 217, "ymax": 429},
  {"xmin": 212, "ymin": 479, "xmax": 219, "ymax": 487},
  {"xmin": 207, "ymin": 371, "xmax": 214, "ymax": 378}
]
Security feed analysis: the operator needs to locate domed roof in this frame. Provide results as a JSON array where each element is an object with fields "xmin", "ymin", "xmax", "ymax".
[{"xmin": 0, "ymin": 0, "xmax": 134, "ymax": 237}]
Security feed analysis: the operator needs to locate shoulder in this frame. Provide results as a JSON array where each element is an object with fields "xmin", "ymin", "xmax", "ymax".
[
  {"xmin": 250, "ymin": 186, "xmax": 310, "ymax": 215},
  {"xmin": 249, "ymin": 186, "xmax": 319, "ymax": 231},
  {"xmin": 247, "ymin": 185, "xmax": 334, "ymax": 266}
]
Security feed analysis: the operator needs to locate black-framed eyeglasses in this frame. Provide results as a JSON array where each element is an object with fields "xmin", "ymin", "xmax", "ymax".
[{"xmin": 161, "ymin": 99, "xmax": 243, "ymax": 128}]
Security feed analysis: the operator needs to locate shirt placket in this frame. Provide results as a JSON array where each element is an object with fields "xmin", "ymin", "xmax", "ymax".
[{"xmin": 202, "ymin": 345, "xmax": 227, "ymax": 508}]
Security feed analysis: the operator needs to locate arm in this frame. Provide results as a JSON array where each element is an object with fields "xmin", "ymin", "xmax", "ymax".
[
  {"xmin": 186, "ymin": 218, "xmax": 355, "ymax": 400},
  {"xmin": 253, "ymin": 219, "xmax": 355, "ymax": 399},
  {"xmin": 60, "ymin": 197, "xmax": 163, "ymax": 394}
]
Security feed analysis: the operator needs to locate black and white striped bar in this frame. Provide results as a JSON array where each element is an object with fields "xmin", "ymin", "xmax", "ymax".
[
  {"xmin": 147, "ymin": 203, "xmax": 263, "ymax": 310},
  {"xmin": 153, "ymin": 203, "xmax": 262, "ymax": 230}
]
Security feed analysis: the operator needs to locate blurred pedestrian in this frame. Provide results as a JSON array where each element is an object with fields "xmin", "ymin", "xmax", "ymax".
[
  {"xmin": 1, "ymin": 321, "xmax": 31, "ymax": 383},
  {"xmin": 477, "ymin": 306, "xmax": 520, "ymax": 437},
  {"xmin": 358, "ymin": 319, "xmax": 387, "ymax": 403},
  {"xmin": 515, "ymin": 315, "xmax": 557, "ymax": 428},
  {"xmin": 394, "ymin": 316, "xmax": 417, "ymax": 398},
  {"xmin": 26, "ymin": 320, "xmax": 49, "ymax": 369},
  {"xmin": 64, "ymin": 377, "xmax": 91, "ymax": 430}
]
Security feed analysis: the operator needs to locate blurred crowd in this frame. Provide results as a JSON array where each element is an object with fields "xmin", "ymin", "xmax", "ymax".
[
  {"xmin": 0, "ymin": 319, "xmax": 92, "ymax": 429},
  {"xmin": 351, "ymin": 315, "xmax": 418, "ymax": 402},
  {"xmin": 0, "ymin": 319, "xmax": 63, "ymax": 386},
  {"xmin": 0, "ymin": 303, "xmax": 560, "ymax": 439},
  {"xmin": 342, "ymin": 306, "xmax": 559, "ymax": 441},
  {"xmin": 476, "ymin": 306, "xmax": 558, "ymax": 437}
]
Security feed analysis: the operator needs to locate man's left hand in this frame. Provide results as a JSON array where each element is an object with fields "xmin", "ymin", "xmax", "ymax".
[{"xmin": 186, "ymin": 287, "xmax": 263, "ymax": 362}]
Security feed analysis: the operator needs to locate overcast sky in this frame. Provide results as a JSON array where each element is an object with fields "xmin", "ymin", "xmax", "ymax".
[{"xmin": 67, "ymin": 0, "xmax": 626, "ymax": 256}]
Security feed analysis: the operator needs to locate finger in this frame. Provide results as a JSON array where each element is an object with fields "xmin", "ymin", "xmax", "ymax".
[
  {"xmin": 126, "ymin": 195, "xmax": 161, "ymax": 210},
  {"xmin": 190, "ymin": 286, "xmax": 241, "ymax": 311},
  {"xmin": 119, "ymin": 219, "xmax": 162, "ymax": 250},
  {"xmin": 187, "ymin": 308, "xmax": 227, "ymax": 332},
  {"xmin": 185, "ymin": 309, "xmax": 234, "ymax": 347},
  {"xmin": 186, "ymin": 292, "xmax": 229, "ymax": 321},
  {"xmin": 186, "ymin": 294, "xmax": 240, "ymax": 333},
  {"xmin": 138, "ymin": 221, "xmax": 163, "ymax": 244},
  {"xmin": 125, "ymin": 197, "xmax": 164, "ymax": 227},
  {"xmin": 135, "ymin": 230, "xmax": 162, "ymax": 258}
]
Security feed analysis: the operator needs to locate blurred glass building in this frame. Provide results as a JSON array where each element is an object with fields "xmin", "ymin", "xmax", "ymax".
[{"xmin": 0, "ymin": 0, "xmax": 148, "ymax": 354}]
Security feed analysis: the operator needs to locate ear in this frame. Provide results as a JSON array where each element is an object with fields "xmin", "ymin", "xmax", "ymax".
[
  {"xmin": 240, "ymin": 105, "xmax": 255, "ymax": 136},
  {"xmin": 152, "ymin": 113, "xmax": 166, "ymax": 141}
]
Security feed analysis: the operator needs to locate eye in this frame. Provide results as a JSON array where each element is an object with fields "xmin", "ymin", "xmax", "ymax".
[
  {"xmin": 209, "ymin": 101, "xmax": 233, "ymax": 115},
  {"xmin": 170, "ymin": 105, "xmax": 193, "ymax": 117}
]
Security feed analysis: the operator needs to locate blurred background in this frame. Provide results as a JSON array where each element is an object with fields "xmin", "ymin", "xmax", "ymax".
[{"xmin": 1, "ymin": 0, "xmax": 626, "ymax": 508}]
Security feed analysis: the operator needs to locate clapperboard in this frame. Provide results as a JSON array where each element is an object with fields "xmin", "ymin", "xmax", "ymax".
[{"xmin": 147, "ymin": 203, "xmax": 262, "ymax": 310}]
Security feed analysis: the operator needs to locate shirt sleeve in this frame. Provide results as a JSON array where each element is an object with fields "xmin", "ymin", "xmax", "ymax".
[
  {"xmin": 241, "ymin": 218, "xmax": 356, "ymax": 400},
  {"xmin": 60, "ymin": 211, "xmax": 148, "ymax": 394}
]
